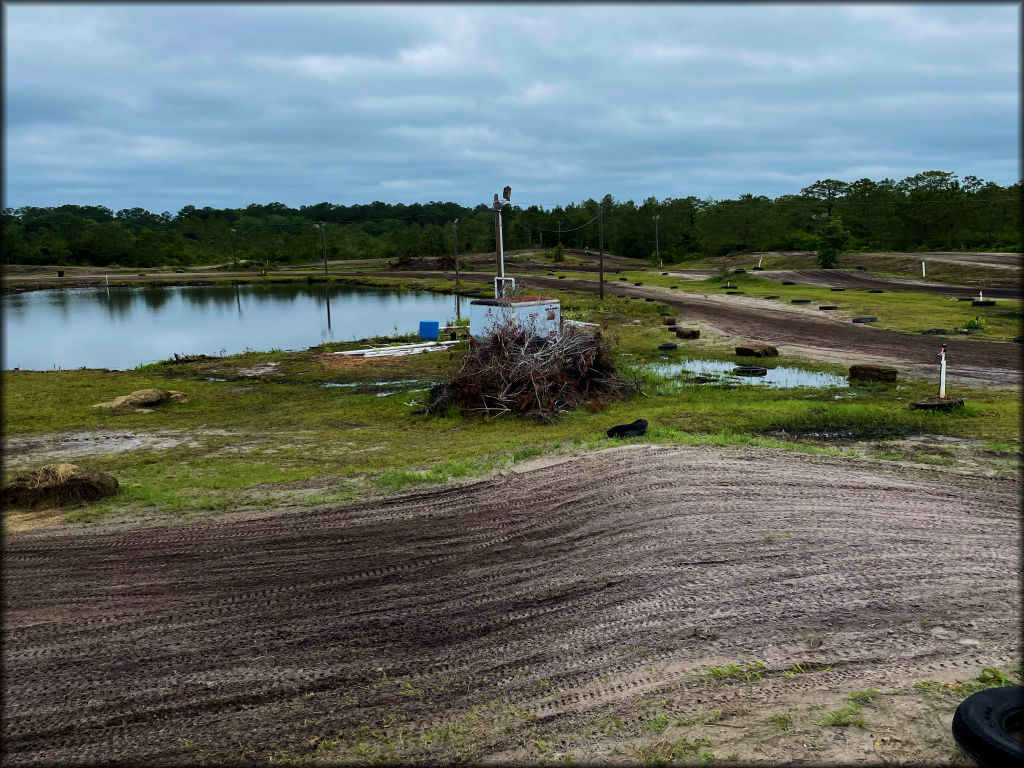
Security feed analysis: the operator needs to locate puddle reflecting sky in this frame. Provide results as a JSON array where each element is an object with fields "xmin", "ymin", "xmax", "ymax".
[{"xmin": 646, "ymin": 359, "xmax": 849, "ymax": 388}]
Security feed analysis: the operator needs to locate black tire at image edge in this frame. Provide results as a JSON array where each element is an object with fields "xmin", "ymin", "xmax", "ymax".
[{"xmin": 952, "ymin": 686, "xmax": 1024, "ymax": 766}]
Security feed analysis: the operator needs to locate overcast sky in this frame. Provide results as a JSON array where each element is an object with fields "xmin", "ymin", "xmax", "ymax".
[{"xmin": 3, "ymin": 2, "xmax": 1019, "ymax": 213}]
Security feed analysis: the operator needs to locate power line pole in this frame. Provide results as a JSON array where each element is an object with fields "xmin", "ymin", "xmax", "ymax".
[
  {"xmin": 493, "ymin": 195, "xmax": 503, "ymax": 280},
  {"xmin": 598, "ymin": 204, "xmax": 604, "ymax": 301},
  {"xmin": 317, "ymin": 222, "xmax": 328, "ymax": 275},
  {"xmin": 653, "ymin": 214, "xmax": 660, "ymax": 268},
  {"xmin": 452, "ymin": 219, "xmax": 460, "ymax": 289}
]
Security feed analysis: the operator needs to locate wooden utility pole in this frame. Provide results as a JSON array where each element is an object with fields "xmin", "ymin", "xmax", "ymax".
[
  {"xmin": 452, "ymin": 219, "xmax": 460, "ymax": 289},
  {"xmin": 598, "ymin": 204, "xmax": 604, "ymax": 300},
  {"xmin": 318, "ymin": 222, "xmax": 328, "ymax": 275}
]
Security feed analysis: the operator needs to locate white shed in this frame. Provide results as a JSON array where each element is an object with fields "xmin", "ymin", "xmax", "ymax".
[{"xmin": 469, "ymin": 296, "xmax": 561, "ymax": 341}]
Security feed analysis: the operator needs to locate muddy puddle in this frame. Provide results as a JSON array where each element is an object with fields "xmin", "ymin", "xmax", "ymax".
[
  {"xmin": 2, "ymin": 429, "xmax": 228, "ymax": 469},
  {"xmin": 645, "ymin": 359, "xmax": 849, "ymax": 389}
]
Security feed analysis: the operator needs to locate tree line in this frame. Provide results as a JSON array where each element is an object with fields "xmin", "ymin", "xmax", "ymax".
[{"xmin": 2, "ymin": 171, "xmax": 1018, "ymax": 269}]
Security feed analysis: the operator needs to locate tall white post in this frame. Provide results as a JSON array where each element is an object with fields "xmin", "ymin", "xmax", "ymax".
[
  {"xmin": 939, "ymin": 346, "xmax": 946, "ymax": 399},
  {"xmin": 921, "ymin": 260, "xmax": 926, "ymax": 277},
  {"xmin": 758, "ymin": 255, "xmax": 763, "ymax": 269}
]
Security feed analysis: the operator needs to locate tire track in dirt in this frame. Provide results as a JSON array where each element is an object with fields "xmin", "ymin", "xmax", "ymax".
[
  {"xmin": 3, "ymin": 444, "xmax": 1019, "ymax": 765},
  {"xmin": 363, "ymin": 271, "xmax": 1022, "ymax": 384}
]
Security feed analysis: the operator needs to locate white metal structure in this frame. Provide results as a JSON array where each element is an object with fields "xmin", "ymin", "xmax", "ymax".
[{"xmin": 469, "ymin": 297, "xmax": 561, "ymax": 341}]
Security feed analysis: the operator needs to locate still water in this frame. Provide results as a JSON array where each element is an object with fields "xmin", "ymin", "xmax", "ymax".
[
  {"xmin": 647, "ymin": 360, "xmax": 849, "ymax": 388},
  {"xmin": 3, "ymin": 283, "xmax": 471, "ymax": 371}
]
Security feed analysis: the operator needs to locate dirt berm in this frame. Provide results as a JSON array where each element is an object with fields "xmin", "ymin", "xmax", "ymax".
[{"xmin": 3, "ymin": 444, "xmax": 1018, "ymax": 765}]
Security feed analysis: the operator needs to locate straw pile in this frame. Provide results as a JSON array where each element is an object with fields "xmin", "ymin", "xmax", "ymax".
[
  {"xmin": 92, "ymin": 389, "xmax": 187, "ymax": 414},
  {"xmin": 424, "ymin": 325, "xmax": 639, "ymax": 422},
  {"xmin": 1, "ymin": 464, "xmax": 118, "ymax": 510}
]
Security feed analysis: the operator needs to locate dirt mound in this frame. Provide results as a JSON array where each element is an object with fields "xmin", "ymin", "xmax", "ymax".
[
  {"xmin": 849, "ymin": 364, "xmax": 898, "ymax": 382},
  {"xmin": 92, "ymin": 389, "xmax": 187, "ymax": 414},
  {"xmin": 424, "ymin": 325, "xmax": 638, "ymax": 421},
  {"xmin": 1, "ymin": 463, "xmax": 118, "ymax": 510},
  {"xmin": 735, "ymin": 344, "xmax": 778, "ymax": 357}
]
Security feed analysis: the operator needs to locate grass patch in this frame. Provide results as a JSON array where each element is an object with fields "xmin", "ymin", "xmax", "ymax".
[
  {"xmin": 702, "ymin": 661, "xmax": 767, "ymax": 686},
  {"xmin": 816, "ymin": 703, "xmax": 866, "ymax": 728},
  {"xmin": 636, "ymin": 736, "xmax": 715, "ymax": 766}
]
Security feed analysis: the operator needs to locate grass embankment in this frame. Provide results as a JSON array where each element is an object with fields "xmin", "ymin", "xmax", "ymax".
[{"xmin": 3, "ymin": 280, "xmax": 1019, "ymax": 525}]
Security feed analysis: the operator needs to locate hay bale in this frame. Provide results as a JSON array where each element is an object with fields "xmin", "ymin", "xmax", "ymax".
[
  {"xmin": 675, "ymin": 328, "xmax": 700, "ymax": 339},
  {"xmin": 735, "ymin": 344, "xmax": 778, "ymax": 357},
  {"xmin": 848, "ymin": 364, "xmax": 897, "ymax": 382},
  {"xmin": 662, "ymin": 316, "xmax": 677, "ymax": 325},
  {"xmin": 92, "ymin": 389, "xmax": 187, "ymax": 413},
  {"xmin": 1, "ymin": 464, "xmax": 118, "ymax": 510}
]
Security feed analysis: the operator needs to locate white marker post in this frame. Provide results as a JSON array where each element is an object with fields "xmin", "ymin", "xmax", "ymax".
[
  {"xmin": 758, "ymin": 255, "xmax": 764, "ymax": 269},
  {"xmin": 921, "ymin": 260, "xmax": 926, "ymax": 277},
  {"xmin": 938, "ymin": 345, "xmax": 947, "ymax": 399}
]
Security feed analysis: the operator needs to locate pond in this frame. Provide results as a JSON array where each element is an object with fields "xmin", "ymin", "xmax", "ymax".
[
  {"xmin": 2, "ymin": 283, "xmax": 471, "ymax": 371},
  {"xmin": 645, "ymin": 359, "xmax": 849, "ymax": 389}
]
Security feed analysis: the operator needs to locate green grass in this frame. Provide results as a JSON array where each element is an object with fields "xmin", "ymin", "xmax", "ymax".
[
  {"xmin": 816, "ymin": 703, "xmax": 866, "ymax": 728},
  {"xmin": 3, "ymin": 277, "xmax": 1020, "ymax": 524},
  {"xmin": 702, "ymin": 661, "xmax": 768, "ymax": 685}
]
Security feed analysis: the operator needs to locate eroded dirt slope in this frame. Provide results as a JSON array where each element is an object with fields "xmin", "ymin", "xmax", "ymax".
[{"xmin": 3, "ymin": 444, "xmax": 1019, "ymax": 765}]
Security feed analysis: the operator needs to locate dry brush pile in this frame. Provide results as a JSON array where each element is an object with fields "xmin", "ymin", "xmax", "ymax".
[{"xmin": 424, "ymin": 324, "xmax": 639, "ymax": 422}]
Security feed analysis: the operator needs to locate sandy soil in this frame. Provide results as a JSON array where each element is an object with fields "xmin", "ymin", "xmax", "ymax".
[{"xmin": 3, "ymin": 444, "xmax": 1018, "ymax": 765}]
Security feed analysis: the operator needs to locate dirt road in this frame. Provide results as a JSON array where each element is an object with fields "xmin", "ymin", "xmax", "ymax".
[
  {"xmin": 374, "ymin": 272, "xmax": 1023, "ymax": 387},
  {"xmin": 3, "ymin": 444, "xmax": 1018, "ymax": 765},
  {"xmin": 756, "ymin": 269, "xmax": 1021, "ymax": 299}
]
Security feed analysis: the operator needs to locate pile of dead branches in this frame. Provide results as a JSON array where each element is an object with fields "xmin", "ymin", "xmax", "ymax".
[{"xmin": 424, "ymin": 324, "xmax": 639, "ymax": 422}]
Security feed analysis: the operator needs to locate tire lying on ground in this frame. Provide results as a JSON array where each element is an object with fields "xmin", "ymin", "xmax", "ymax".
[
  {"xmin": 921, "ymin": 328, "xmax": 948, "ymax": 335},
  {"xmin": 973, "ymin": 300, "xmax": 996, "ymax": 307},
  {"xmin": 819, "ymin": 305, "xmax": 838, "ymax": 310},
  {"xmin": 675, "ymin": 328, "xmax": 700, "ymax": 339},
  {"xmin": 764, "ymin": 295, "xmax": 780, "ymax": 299},
  {"xmin": 733, "ymin": 365, "xmax": 767, "ymax": 376},
  {"xmin": 868, "ymin": 289, "xmax": 884, "ymax": 293},
  {"xmin": 791, "ymin": 299, "xmax": 811, "ymax": 304},
  {"xmin": 726, "ymin": 291, "xmax": 744, "ymax": 295},
  {"xmin": 830, "ymin": 287, "xmax": 846, "ymax": 291},
  {"xmin": 666, "ymin": 325, "xmax": 679, "ymax": 332},
  {"xmin": 782, "ymin": 280, "xmax": 796, "ymax": 285},
  {"xmin": 658, "ymin": 342, "xmax": 678, "ymax": 351},
  {"xmin": 606, "ymin": 418, "xmax": 648, "ymax": 438},
  {"xmin": 852, "ymin": 317, "xmax": 877, "ymax": 323},
  {"xmin": 952, "ymin": 685, "xmax": 1024, "ymax": 767}
]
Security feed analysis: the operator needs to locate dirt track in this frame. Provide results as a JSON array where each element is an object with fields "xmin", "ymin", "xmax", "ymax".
[
  {"xmin": 756, "ymin": 269, "xmax": 1021, "ymax": 299},
  {"xmin": 3, "ymin": 444, "xmax": 1019, "ymax": 765},
  {"xmin": 378, "ymin": 272, "xmax": 1023, "ymax": 387}
]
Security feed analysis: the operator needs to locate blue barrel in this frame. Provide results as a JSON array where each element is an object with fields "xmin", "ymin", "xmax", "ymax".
[{"xmin": 419, "ymin": 321, "xmax": 440, "ymax": 340}]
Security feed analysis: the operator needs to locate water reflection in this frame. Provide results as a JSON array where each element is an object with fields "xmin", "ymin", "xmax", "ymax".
[
  {"xmin": 3, "ymin": 284, "xmax": 472, "ymax": 370},
  {"xmin": 647, "ymin": 360, "xmax": 849, "ymax": 389}
]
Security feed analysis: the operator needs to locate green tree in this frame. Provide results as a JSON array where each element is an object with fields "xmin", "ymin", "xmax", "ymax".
[{"xmin": 816, "ymin": 216, "xmax": 851, "ymax": 268}]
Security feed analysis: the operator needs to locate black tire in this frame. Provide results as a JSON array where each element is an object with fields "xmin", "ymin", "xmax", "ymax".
[
  {"xmin": 734, "ymin": 268, "xmax": 746, "ymax": 274},
  {"xmin": 670, "ymin": 285, "xmax": 678, "ymax": 289},
  {"xmin": 973, "ymin": 300, "xmax": 996, "ymax": 306},
  {"xmin": 619, "ymin": 277, "xmax": 628, "ymax": 281},
  {"xmin": 791, "ymin": 299, "xmax": 810, "ymax": 304},
  {"xmin": 781, "ymin": 280, "xmax": 796, "ymax": 285},
  {"xmin": 868, "ymin": 289, "xmax": 884, "ymax": 293},
  {"xmin": 830, "ymin": 287, "xmax": 846, "ymax": 291},
  {"xmin": 819, "ymin": 305, "xmax": 838, "ymax": 310},
  {"xmin": 658, "ymin": 342, "xmax": 678, "ymax": 351},
  {"xmin": 852, "ymin": 317, "xmax": 877, "ymax": 323},
  {"xmin": 726, "ymin": 291, "xmax": 744, "ymax": 295},
  {"xmin": 952, "ymin": 686, "xmax": 1024, "ymax": 767},
  {"xmin": 733, "ymin": 365, "xmax": 768, "ymax": 376},
  {"xmin": 764, "ymin": 295, "xmax": 780, "ymax": 299}
]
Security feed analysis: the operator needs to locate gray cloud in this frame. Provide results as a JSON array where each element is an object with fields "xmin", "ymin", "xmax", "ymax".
[{"xmin": 3, "ymin": 3, "xmax": 1018, "ymax": 212}]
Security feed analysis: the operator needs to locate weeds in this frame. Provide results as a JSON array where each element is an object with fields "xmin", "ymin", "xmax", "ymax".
[
  {"xmin": 817, "ymin": 703, "xmax": 866, "ymax": 728},
  {"xmin": 847, "ymin": 688, "xmax": 882, "ymax": 707},
  {"xmin": 766, "ymin": 713, "xmax": 793, "ymax": 734},
  {"xmin": 702, "ymin": 661, "xmax": 768, "ymax": 686}
]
